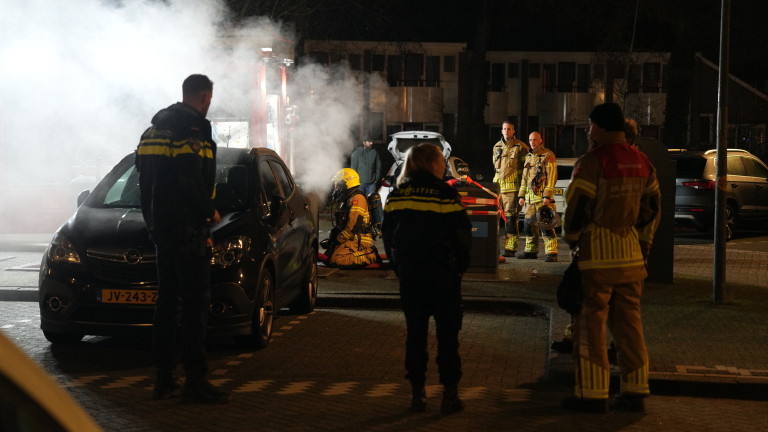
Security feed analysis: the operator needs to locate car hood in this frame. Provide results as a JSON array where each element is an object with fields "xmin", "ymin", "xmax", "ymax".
[{"xmin": 59, "ymin": 206, "xmax": 154, "ymax": 253}]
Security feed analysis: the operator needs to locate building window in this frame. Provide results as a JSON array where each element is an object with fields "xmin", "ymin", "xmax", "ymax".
[
  {"xmin": 491, "ymin": 63, "xmax": 505, "ymax": 91},
  {"xmin": 543, "ymin": 64, "xmax": 556, "ymax": 92},
  {"xmin": 372, "ymin": 54, "xmax": 385, "ymax": 72},
  {"xmin": 387, "ymin": 55, "xmax": 402, "ymax": 87},
  {"xmin": 661, "ymin": 64, "xmax": 669, "ymax": 92},
  {"xmin": 558, "ymin": 62, "xmax": 576, "ymax": 92},
  {"xmin": 576, "ymin": 64, "xmax": 590, "ymax": 92},
  {"xmin": 528, "ymin": 116, "xmax": 539, "ymax": 135},
  {"xmin": 370, "ymin": 112, "xmax": 384, "ymax": 141},
  {"xmin": 628, "ymin": 64, "xmax": 641, "ymax": 93},
  {"xmin": 529, "ymin": 63, "xmax": 541, "ymax": 78},
  {"xmin": 349, "ymin": 54, "xmax": 362, "ymax": 70},
  {"xmin": 508, "ymin": 63, "xmax": 519, "ymax": 78},
  {"xmin": 444, "ymin": 55, "xmax": 456, "ymax": 73},
  {"xmin": 386, "ymin": 124, "xmax": 402, "ymax": 137},
  {"xmin": 425, "ymin": 56, "xmax": 440, "ymax": 87},
  {"xmin": 643, "ymin": 63, "xmax": 660, "ymax": 93},
  {"xmin": 404, "ymin": 53, "xmax": 423, "ymax": 86}
]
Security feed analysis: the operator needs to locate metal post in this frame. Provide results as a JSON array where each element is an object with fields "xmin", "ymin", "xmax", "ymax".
[{"xmin": 713, "ymin": 0, "xmax": 730, "ymax": 303}]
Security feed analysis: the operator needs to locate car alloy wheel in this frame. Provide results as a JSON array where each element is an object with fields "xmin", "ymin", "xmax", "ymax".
[
  {"xmin": 725, "ymin": 204, "xmax": 735, "ymax": 242},
  {"xmin": 254, "ymin": 269, "xmax": 274, "ymax": 349}
]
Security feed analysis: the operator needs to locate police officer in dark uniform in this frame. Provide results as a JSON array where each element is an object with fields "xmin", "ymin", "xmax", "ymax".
[
  {"xmin": 382, "ymin": 143, "xmax": 472, "ymax": 414},
  {"xmin": 136, "ymin": 74, "xmax": 229, "ymax": 404}
]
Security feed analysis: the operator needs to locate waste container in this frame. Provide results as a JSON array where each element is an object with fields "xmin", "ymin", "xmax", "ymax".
[{"xmin": 455, "ymin": 182, "xmax": 500, "ymax": 273}]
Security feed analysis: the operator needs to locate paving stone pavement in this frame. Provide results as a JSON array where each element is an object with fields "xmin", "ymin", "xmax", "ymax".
[{"xmin": 3, "ymin": 302, "xmax": 768, "ymax": 432}]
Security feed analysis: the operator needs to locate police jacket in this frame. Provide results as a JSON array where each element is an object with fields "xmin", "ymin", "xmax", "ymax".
[
  {"xmin": 562, "ymin": 131, "xmax": 661, "ymax": 281},
  {"xmin": 135, "ymin": 102, "xmax": 217, "ymax": 232},
  {"xmin": 350, "ymin": 146, "xmax": 382, "ymax": 184},
  {"xmin": 519, "ymin": 145, "xmax": 557, "ymax": 204},
  {"xmin": 381, "ymin": 171, "xmax": 472, "ymax": 273},
  {"xmin": 492, "ymin": 137, "xmax": 529, "ymax": 194}
]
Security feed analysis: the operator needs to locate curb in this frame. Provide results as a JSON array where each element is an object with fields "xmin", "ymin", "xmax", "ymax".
[{"xmin": 0, "ymin": 288, "xmax": 37, "ymax": 302}]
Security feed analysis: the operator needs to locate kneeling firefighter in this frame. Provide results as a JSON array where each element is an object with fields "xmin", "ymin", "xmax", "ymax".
[{"xmin": 322, "ymin": 168, "xmax": 380, "ymax": 268}]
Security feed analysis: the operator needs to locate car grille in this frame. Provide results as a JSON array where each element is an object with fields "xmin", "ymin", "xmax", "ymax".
[
  {"xmin": 87, "ymin": 250, "xmax": 158, "ymax": 284},
  {"xmin": 72, "ymin": 305, "xmax": 155, "ymax": 325}
]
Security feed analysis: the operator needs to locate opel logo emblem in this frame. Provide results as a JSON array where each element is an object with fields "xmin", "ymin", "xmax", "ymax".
[{"xmin": 123, "ymin": 249, "xmax": 143, "ymax": 265}]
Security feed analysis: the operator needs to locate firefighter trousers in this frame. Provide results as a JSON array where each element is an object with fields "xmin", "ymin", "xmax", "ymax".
[
  {"xmin": 572, "ymin": 272, "xmax": 649, "ymax": 399},
  {"xmin": 499, "ymin": 192, "xmax": 521, "ymax": 252},
  {"xmin": 523, "ymin": 201, "xmax": 558, "ymax": 255},
  {"xmin": 329, "ymin": 240, "xmax": 378, "ymax": 268},
  {"xmin": 398, "ymin": 265, "xmax": 463, "ymax": 387}
]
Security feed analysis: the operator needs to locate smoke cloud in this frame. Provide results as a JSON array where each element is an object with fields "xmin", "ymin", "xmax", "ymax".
[{"xmin": 0, "ymin": 0, "xmax": 363, "ymax": 233}]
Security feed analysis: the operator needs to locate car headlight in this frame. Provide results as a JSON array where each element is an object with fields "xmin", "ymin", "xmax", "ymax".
[
  {"xmin": 211, "ymin": 236, "xmax": 251, "ymax": 268},
  {"xmin": 47, "ymin": 233, "xmax": 81, "ymax": 264}
]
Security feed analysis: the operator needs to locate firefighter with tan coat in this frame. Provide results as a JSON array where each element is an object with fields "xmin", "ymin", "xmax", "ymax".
[
  {"xmin": 326, "ymin": 168, "xmax": 379, "ymax": 268},
  {"xmin": 517, "ymin": 131, "xmax": 558, "ymax": 262},
  {"xmin": 560, "ymin": 103, "xmax": 661, "ymax": 414},
  {"xmin": 492, "ymin": 121, "xmax": 529, "ymax": 257}
]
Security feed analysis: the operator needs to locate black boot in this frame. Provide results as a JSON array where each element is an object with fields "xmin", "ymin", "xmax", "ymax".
[
  {"xmin": 517, "ymin": 252, "xmax": 538, "ymax": 259},
  {"xmin": 502, "ymin": 249, "xmax": 517, "ymax": 258},
  {"xmin": 152, "ymin": 369, "xmax": 179, "ymax": 400},
  {"xmin": 441, "ymin": 385, "xmax": 464, "ymax": 414},
  {"xmin": 611, "ymin": 393, "xmax": 646, "ymax": 413},
  {"xmin": 181, "ymin": 376, "xmax": 231, "ymax": 404},
  {"xmin": 561, "ymin": 396, "xmax": 608, "ymax": 413},
  {"xmin": 550, "ymin": 338, "xmax": 573, "ymax": 354},
  {"xmin": 410, "ymin": 383, "xmax": 426, "ymax": 412}
]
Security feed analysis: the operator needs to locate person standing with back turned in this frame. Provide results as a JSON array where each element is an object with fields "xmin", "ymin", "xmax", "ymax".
[
  {"xmin": 136, "ymin": 74, "xmax": 229, "ymax": 404},
  {"xmin": 561, "ymin": 103, "xmax": 661, "ymax": 413},
  {"xmin": 382, "ymin": 143, "xmax": 472, "ymax": 414}
]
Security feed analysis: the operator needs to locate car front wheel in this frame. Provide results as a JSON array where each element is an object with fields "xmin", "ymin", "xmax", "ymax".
[
  {"xmin": 237, "ymin": 268, "xmax": 274, "ymax": 349},
  {"xmin": 725, "ymin": 204, "xmax": 735, "ymax": 241}
]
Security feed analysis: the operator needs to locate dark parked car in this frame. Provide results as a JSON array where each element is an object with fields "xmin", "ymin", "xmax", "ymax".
[
  {"xmin": 671, "ymin": 149, "xmax": 768, "ymax": 239},
  {"xmin": 39, "ymin": 147, "xmax": 318, "ymax": 347}
]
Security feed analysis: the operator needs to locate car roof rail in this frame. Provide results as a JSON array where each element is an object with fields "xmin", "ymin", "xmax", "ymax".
[{"xmin": 704, "ymin": 148, "xmax": 749, "ymax": 155}]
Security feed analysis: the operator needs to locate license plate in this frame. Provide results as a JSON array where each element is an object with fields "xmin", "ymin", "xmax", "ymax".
[
  {"xmin": 101, "ymin": 289, "xmax": 157, "ymax": 304},
  {"xmin": 553, "ymin": 189, "xmax": 563, "ymax": 195}
]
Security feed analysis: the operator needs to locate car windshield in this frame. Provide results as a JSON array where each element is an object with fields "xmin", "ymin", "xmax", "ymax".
[
  {"xmin": 91, "ymin": 156, "xmax": 249, "ymax": 212},
  {"xmin": 672, "ymin": 156, "xmax": 707, "ymax": 178}
]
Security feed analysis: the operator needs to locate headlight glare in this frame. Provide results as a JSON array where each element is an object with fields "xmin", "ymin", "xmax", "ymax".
[
  {"xmin": 48, "ymin": 233, "xmax": 81, "ymax": 264},
  {"xmin": 211, "ymin": 236, "xmax": 251, "ymax": 268}
]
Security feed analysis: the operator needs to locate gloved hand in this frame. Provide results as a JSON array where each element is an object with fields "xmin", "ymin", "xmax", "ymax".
[{"xmin": 494, "ymin": 147, "xmax": 503, "ymax": 160}]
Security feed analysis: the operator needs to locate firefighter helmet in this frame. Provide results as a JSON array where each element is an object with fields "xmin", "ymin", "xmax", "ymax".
[
  {"xmin": 332, "ymin": 168, "xmax": 361, "ymax": 190},
  {"xmin": 533, "ymin": 205, "xmax": 561, "ymax": 229}
]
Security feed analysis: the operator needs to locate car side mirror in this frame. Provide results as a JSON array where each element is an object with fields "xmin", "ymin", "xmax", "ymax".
[{"xmin": 76, "ymin": 190, "xmax": 90, "ymax": 208}]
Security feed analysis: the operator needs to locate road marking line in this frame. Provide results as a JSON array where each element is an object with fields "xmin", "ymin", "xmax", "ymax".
[
  {"xmin": 238, "ymin": 353, "xmax": 253, "ymax": 358},
  {"xmin": 309, "ymin": 312, "xmax": 317, "ymax": 314},
  {"xmin": 212, "ymin": 369, "xmax": 228, "ymax": 375},
  {"xmin": 365, "ymin": 383, "xmax": 399, "ymax": 397},
  {"xmin": 62, "ymin": 375, "xmax": 108, "ymax": 387},
  {"xmin": 502, "ymin": 389, "xmax": 532, "ymax": 402},
  {"xmin": 226, "ymin": 361, "xmax": 241, "ymax": 366},
  {"xmin": 234, "ymin": 380, "xmax": 275, "ymax": 393},
  {"xmin": 272, "ymin": 332, "xmax": 284, "ymax": 336},
  {"xmin": 459, "ymin": 387, "xmax": 487, "ymax": 400},
  {"xmin": 289, "ymin": 321, "xmax": 301, "ymax": 324},
  {"xmin": 277, "ymin": 381, "xmax": 315, "ymax": 394},
  {"xmin": 322, "ymin": 382, "xmax": 358, "ymax": 396},
  {"xmin": 17, "ymin": 320, "xmax": 30, "ymax": 323},
  {"xmin": 298, "ymin": 316, "xmax": 309, "ymax": 319},
  {"xmin": 280, "ymin": 326, "xmax": 293, "ymax": 330},
  {"xmin": 101, "ymin": 376, "xmax": 149, "ymax": 389},
  {"xmin": 1, "ymin": 325, "xmax": 14, "ymax": 328},
  {"xmin": 209, "ymin": 379, "xmax": 232, "ymax": 387}
]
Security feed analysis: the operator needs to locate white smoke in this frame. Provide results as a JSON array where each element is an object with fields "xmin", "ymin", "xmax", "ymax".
[{"xmin": 0, "ymin": 0, "xmax": 362, "ymax": 233}]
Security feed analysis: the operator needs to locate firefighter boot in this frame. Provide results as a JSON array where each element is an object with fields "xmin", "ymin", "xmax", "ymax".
[
  {"xmin": 410, "ymin": 382, "xmax": 427, "ymax": 412},
  {"xmin": 502, "ymin": 235, "xmax": 518, "ymax": 257},
  {"xmin": 545, "ymin": 254, "xmax": 558, "ymax": 262},
  {"xmin": 517, "ymin": 252, "xmax": 538, "ymax": 259},
  {"xmin": 441, "ymin": 384, "xmax": 464, "ymax": 414}
]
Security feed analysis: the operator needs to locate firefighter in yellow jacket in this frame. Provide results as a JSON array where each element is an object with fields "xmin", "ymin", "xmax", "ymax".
[
  {"xmin": 517, "ymin": 131, "xmax": 558, "ymax": 262},
  {"xmin": 326, "ymin": 168, "xmax": 379, "ymax": 268},
  {"xmin": 492, "ymin": 121, "xmax": 529, "ymax": 257},
  {"xmin": 561, "ymin": 103, "xmax": 661, "ymax": 414}
]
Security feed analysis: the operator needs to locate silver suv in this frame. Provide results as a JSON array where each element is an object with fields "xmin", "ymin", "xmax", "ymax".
[{"xmin": 670, "ymin": 149, "xmax": 768, "ymax": 240}]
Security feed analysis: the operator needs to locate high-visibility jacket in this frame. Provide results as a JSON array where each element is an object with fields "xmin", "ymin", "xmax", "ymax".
[
  {"xmin": 562, "ymin": 131, "xmax": 661, "ymax": 280},
  {"xmin": 335, "ymin": 190, "xmax": 374, "ymax": 250},
  {"xmin": 381, "ymin": 172, "xmax": 472, "ymax": 273},
  {"xmin": 135, "ymin": 102, "xmax": 217, "ymax": 232},
  {"xmin": 492, "ymin": 137, "xmax": 529, "ymax": 194},
  {"xmin": 518, "ymin": 145, "xmax": 557, "ymax": 204}
]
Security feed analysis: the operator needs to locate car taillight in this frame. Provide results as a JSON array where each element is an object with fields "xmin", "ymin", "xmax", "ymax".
[{"xmin": 682, "ymin": 181, "xmax": 716, "ymax": 190}]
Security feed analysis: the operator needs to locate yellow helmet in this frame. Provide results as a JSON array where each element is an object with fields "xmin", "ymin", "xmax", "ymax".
[{"xmin": 332, "ymin": 168, "xmax": 360, "ymax": 190}]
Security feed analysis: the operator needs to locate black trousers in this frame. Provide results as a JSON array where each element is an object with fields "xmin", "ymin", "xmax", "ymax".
[
  {"xmin": 151, "ymin": 229, "xmax": 211, "ymax": 377},
  {"xmin": 399, "ymin": 265, "xmax": 463, "ymax": 387}
]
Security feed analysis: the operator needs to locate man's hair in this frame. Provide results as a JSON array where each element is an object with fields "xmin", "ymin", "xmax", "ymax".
[
  {"xmin": 623, "ymin": 119, "xmax": 639, "ymax": 144},
  {"xmin": 589, "ymin": 103, "xmax": 624, "ymax": 131},
  {"xmin": 182, "ymin": 74, "xmax": 213, "ymax": 97},
  {"xmin": 502, "ymin": 120, "xmax": 515, "ymax": 128},
  {"xmin": 397, "ymin": 143, "xmax": 443, "ymax": 186}
]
